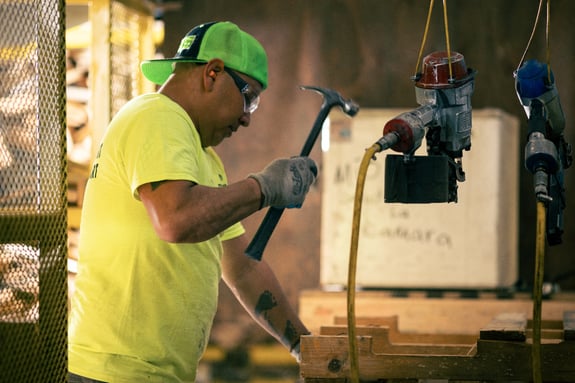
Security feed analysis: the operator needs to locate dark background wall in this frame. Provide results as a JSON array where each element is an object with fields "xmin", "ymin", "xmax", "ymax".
[{"xmin": 162, "ymin": 0, "xmax": 575, "ymax": 348}]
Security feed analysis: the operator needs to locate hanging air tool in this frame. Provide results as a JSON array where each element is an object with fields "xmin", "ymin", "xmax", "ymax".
[
  {"xmin": 515, "ymin": 59, "xmax": 573, "ymax": 245},
  {"xmin": 381, "ymin": 51, "xmax": 476, "ymax": 203}
]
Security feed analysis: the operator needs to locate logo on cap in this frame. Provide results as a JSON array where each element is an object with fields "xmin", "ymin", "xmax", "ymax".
[{"xmin": 178, "ymin": 36, "xmax": 196, "ymax": 53}]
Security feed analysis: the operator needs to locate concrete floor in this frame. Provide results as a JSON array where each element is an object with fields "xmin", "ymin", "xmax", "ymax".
[{"xmin": 197, "ymin": 344, "xmax": 301, "ymax": 383}]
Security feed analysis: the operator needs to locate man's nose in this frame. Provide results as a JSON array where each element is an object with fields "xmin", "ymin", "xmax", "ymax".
[{"xmin": 239, "ymin": 113, "xmax": 251, "ymax": 127}]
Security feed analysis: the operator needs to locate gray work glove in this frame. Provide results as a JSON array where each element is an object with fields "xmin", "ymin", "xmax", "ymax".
[{"xmin": 249, "ymin": 157, "xmax": 318, "ymax": 209}]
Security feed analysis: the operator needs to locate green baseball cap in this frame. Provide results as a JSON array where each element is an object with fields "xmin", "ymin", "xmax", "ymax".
[{"xmin": 141, "ymin": 21, "xmax": 268, "ymax": 89}]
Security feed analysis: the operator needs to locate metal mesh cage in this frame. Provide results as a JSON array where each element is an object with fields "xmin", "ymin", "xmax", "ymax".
[{"xmin": 0, "ymin": 0, "xmax": 67, "ymax": 382}]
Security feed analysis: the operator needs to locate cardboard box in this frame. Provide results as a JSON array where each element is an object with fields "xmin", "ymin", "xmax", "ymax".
[{"xmin": 320, "ymin": 108, "xmax": 520, "ymax": 289}]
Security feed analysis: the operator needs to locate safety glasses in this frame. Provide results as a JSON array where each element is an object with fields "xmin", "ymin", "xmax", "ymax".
[{"xmin": 224, "ymin": 67, "xmax": 260, "ymax": 114}]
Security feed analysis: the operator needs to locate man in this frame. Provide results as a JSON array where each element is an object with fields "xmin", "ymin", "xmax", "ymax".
[{"xmin": 68, "ymin": 21, "xmax": 317, "ymax": 383}]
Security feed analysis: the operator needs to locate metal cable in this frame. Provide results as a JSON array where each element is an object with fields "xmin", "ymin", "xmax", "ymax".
[
  {"xmin": 413, "ymin": 0, "xmax": 454, "ymax": 80},
  {"xmin": 442, "ymin": 0, "xmax": 453, "ymax": 80},
  {"xmin": 516, "ymin": 0, "xmax": 544, "ymax": 73},
  {"xmin": 414, "ymin": 0, "xmax": 435, "ymax": 77}
]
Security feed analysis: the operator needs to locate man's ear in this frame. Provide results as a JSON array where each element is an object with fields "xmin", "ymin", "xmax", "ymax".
[{"xmin": 204, "ymin": 59, "xmax": 225, "ymax": 90}]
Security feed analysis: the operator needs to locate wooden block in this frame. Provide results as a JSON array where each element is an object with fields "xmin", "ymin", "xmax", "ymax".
[
  {"xmin": 525, "ymin": 318, "xmax": 564, "ymax": 341},
  {"xmin": 332, "ymin": 316, "xmax": 478, "ymax": 345},
  {"xmin": 319, "ymin": 325, "xmax": 474, "ymax": 356},
  {"xmin": 479, "ymin": 312, "xmax": 527, "ymax": 341},
  {"xmin": 565, "ymin": 311, "xmax": 575, "ymax": 340}
]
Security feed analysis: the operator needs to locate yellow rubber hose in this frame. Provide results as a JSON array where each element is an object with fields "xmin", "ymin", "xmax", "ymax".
[
  {"xmin": 532, "ymin": 200, "xmax": 546, "ymax": 383},
  {"xmin": 347, "ymin": 143, "xmax": 381, "ymax": 383}
]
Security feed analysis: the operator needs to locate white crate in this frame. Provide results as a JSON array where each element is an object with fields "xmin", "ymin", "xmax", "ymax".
[{"xmin": 320, "ymin": 108, "xmax": 520, "ymax": 289}]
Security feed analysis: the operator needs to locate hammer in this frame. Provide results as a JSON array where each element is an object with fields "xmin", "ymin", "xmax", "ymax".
[{"xmin": 245, "ymin": 85, "xmax": 359, "ymax": 261}]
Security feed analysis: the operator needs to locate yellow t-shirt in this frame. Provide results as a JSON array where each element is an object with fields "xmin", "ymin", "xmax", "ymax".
[{"xmin": 68, "ymin": 93, "xmax": 244, "ymax": 383}]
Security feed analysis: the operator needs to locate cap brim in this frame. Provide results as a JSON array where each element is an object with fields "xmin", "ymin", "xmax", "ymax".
[{"xmin": 140, "ymin": 58, "xmax": 205, "ymax": 85}]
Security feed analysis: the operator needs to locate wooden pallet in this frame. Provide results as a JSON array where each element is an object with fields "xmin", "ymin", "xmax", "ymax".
[{"xmin": 300, "ymin": 312, "xmax": 575, "ymax": 382}]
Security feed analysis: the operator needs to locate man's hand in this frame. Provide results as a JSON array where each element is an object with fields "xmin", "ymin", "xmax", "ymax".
[{"xmin": 249, "ymin": 157, "xmax": 317, "ymax": 209}]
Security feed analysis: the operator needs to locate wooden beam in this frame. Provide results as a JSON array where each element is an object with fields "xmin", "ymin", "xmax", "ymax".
[
  {"xmin": 300, "ymin": 312, "xmax": 575, "ymax": 382},
  {"xmin": 299, "ymin": 290, "xmax": 575, "ymax": 335}
]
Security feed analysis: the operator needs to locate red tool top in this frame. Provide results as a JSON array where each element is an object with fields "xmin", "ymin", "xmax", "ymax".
[{"xmin": 416, "ymin": 51, "xmax": 472, "ymax": 89}]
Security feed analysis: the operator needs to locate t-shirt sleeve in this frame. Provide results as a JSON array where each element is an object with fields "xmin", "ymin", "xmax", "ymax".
[
  {"xmin": 119, "ymin": 96, "xmax": 245, "ymax": 240},
  {"xmin": 121, "ymin": 107, "xmax": 202, "ymax": 200},
  {"xmin": 220, "ymin": 221, "xmax": 245, "ymax": 241}
]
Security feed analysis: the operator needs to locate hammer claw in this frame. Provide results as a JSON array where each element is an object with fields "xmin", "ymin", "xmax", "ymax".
[{"xmin": 245, "ymin": 86, "xmax": 359, "ymax": 261}]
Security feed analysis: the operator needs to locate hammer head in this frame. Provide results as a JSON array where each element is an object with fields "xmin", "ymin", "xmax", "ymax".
[{"xmin": 300, "ymin": 85, "xmax": 359, "ymax": 117}]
